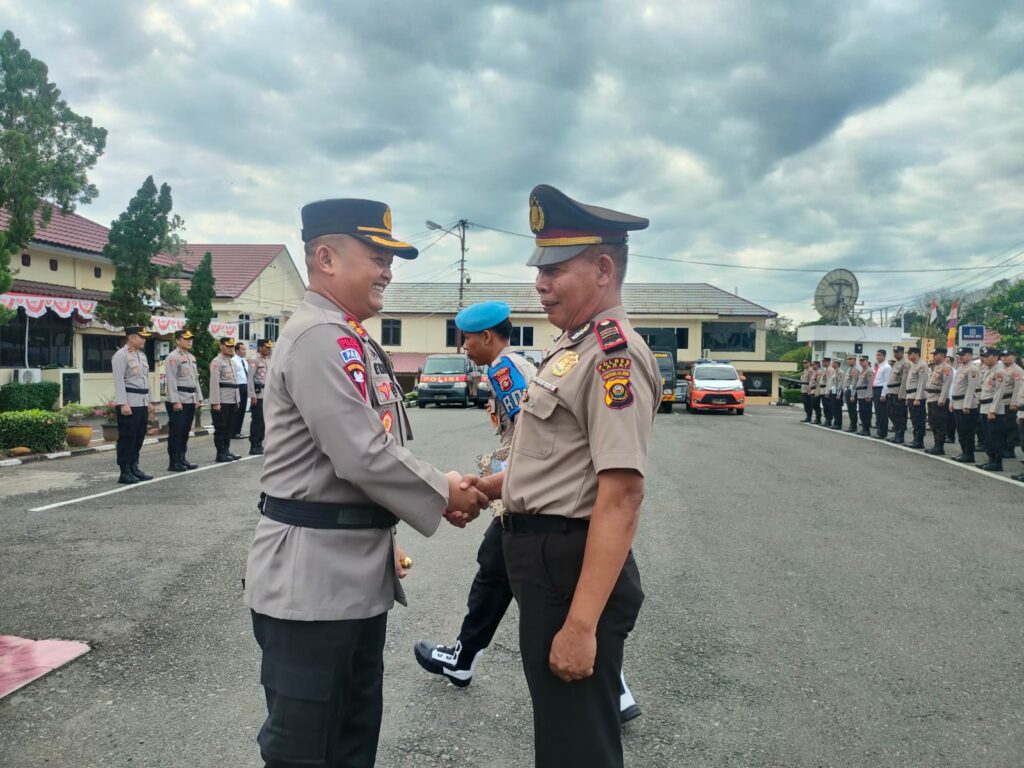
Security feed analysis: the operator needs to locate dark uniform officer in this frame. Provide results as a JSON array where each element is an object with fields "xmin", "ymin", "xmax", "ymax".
[
  {"xmin": 209, "ymin": 337, "xmax": 242, "ymax": 462},
  {"xmin": 248, "ymin": 339, "xmax": 273, "ymax": 455},
  {"xmin": 111, "ymin": 325, "xmax": 153, "ymax": 484},
  {"xmin": 470, "ymin": 185, "xmax": 658, "ymax": 768},
  {"xmin": 244, "ymin": 198, "xmax": 486, "ymax": 768},
  {"xmin": 164, "ymin": 328, "xmax": 201, "ymax": 471}
]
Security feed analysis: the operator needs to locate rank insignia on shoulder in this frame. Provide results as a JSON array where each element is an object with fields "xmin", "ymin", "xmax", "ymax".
[
  {"xmin": 551, "ymin": 351, "xmax": 579, "ymax": 377},
  {"xmin": 596, "ymin": 358, "xmax": 633, "ymax": 409},
  {"xmin": 568, "ymin": 322, "xmax": 594, "ymax": 344},
  {"xmin": 344, "ymin": 315, "xmax": 369, "ymax": 340},
  {"xmin": 594, "ymin": 318, "xmax": 628, "ymax": 353}
]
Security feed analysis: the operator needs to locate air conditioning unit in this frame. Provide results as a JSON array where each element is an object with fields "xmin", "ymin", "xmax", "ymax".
[
  {"xmin": 14, "ymin": 368, "xmax": 41, "ymax": 383},
  {"xmin": 701, "ymin": 349, "xmax": 711, "ymax": 359}
]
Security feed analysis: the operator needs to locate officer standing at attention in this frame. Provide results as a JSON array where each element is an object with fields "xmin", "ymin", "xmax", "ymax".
[
  {"xmin": 950, "ymin": 347, "xmax": 980, "ymax": 463},
  {"xmin": 462, "ymin": 185, "xmax": 657, "ymax": 768},
  {"xmin": 843, "ymin": 354, "xmax": 859, "ymax": 433},
  {"xmin": 905, "ymin": 347, "xmax": 929, "ymax": 449},
  {"xmin": 244, "ymin": 199, "xmax": 487, "ymax": 768},
  {"xmin": 872, "ymin": 349, "xmax": 891, "ymax": 439},
  {"xmin": 111, "ymin": 325, "xmax": 154, "ymax": 485},
  {"xmin": 1011, "ymin": 355, "xmax": 1024, "ymax": 482},
  {"xmin": 164, "ymin": 329, "xmax": 201, "ymax": 471},
  {"xmin": 886, "ymin": 346, "xmax": 911, "ymax": 444},
  {"xmin": 809, "ymin": 360, "xmax": 822, "ymax": 424},
  {"xmin": 799, "ymin": 359, "xmax": 812, "ymax": 423},
  {"xmin": 856, "ymin": 356, "xmax": 873, "ymax": 435},
  {"xmin": 1000, "ymin": 350, "xmax": 1022, "ymax": 459},
  {"xmin": 232, "ymin": 341, "xmax": 250, "ymax": 440},
  {"xmin": 819, "ymin": 357, "xmax": 833, "ymax": 426},
  {"xmin": 248, "ymin": 339, "xmax": 273, "ymax": 455},
  {"xmin": 924, "ymin": 348, "xmax": 954, "ymax": 455},
  {"xmin": 978, "ymin": 347, "xmax": 1008, "ymax": 472},
  {"xmin": 209, "ymin": 337, "xmax": 242, "ymax": 462},
  {"xmin": 829, "ymin": 357, "xmax": 844, "ymax": 430}
]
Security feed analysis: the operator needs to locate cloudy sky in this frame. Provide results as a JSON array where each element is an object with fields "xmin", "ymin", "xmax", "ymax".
[{"xmin": 4, "ymin": 0, "xmax": 1023, "ymax": 321}]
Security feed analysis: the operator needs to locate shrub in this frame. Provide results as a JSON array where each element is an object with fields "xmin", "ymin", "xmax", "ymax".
[
  {"xmin": 0, "ymin": 410, "xmax": 68, "ymax": 453},
  {"xmin": 0, "ymin": 381, "xmax": 61, "ymax": 412},
  {"xmin": 60, "ymin": 402, "xmax": 94, "ymax": 425},
  {"xmin": 782, "ymin": 388, "xmax": 804, "ymax": 404}
]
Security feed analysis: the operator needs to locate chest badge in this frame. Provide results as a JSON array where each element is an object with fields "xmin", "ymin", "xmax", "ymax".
[
  {"xmin": 381, "ymin": 411, "xmax": 394, "ymax": 433},
  {"xmin": 551, "ymin": 351, "xmax": 579, "ymax": 377}
]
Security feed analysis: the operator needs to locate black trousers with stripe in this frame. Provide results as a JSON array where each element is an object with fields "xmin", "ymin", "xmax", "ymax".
[{"xmin": 115, "ymin": 406, "xmax": 148, "ymax": 466}]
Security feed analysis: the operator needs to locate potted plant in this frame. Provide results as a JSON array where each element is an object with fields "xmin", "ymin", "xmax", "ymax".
[
  {"xmin": 61, "ymin": 403, "xmax": 95, "ymax": 448},
  {"xmin": 94, "ymin": 400, "xmax": 119, "ymax": 442}
]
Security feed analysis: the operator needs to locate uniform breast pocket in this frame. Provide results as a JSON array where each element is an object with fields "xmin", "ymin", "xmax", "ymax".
[
  {"xmin": 371, "ymin": 375, "xmax": 401, "ymax": 406},
  {"xmin": 516, "ymin": 388, "xmax": 559, "ymax": 459}
]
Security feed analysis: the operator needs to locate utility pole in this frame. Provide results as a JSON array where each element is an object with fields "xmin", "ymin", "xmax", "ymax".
[{"xmin": 456, "ymin": 219, "xmax": 468, "ymax": 310}]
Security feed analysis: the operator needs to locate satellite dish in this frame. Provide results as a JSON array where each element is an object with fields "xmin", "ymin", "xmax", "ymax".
[{"xmin": 814, "ymin": 269, "xmax": 859, "ymax": 323}]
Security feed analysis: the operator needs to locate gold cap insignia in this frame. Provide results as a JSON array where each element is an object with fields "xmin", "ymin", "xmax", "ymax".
[
  {"xmin": 529, "ymin": 196, "xmax": 545, "ymax": 233},
  {"xmin": 383, "ymin": 207, "xmax": 392, "ymax": 233}
]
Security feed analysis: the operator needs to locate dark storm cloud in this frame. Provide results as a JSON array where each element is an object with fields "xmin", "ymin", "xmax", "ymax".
[{"xmin": 3, "ymin": 0, "xmax": 1022, "ymax": 319}]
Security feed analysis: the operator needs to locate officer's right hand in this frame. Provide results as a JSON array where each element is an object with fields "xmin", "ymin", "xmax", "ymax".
[
  {"xmin": 172, "ymin": 402, "xmax": 183, "ymax": 412},
  {"xmin": 119, "ymin": 404, "xmax": 132, "ymax": 416},
  {"xmin": 212, "ymin": 404, "xmax": 221, "ymax": 412},
  {"xmin": 444, "ymin": 472, "xmax": 487, "ymax": 527}
]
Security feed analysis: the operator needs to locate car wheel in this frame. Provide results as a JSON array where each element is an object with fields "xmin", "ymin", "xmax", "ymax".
[
  {"xmin": 685, "ymin": 399, "xmax": 692, "ymax": 412},
  {"xmin": 417, "ymin": 401, "xmax": 426, "ymax": 409},
  {"xmin": 658, "ymin": 402, "xmax": 671, "ymax": 414},
  {"xmin": 459, "ymin": 398, "xmax": 469, "ymax": 409},
  {"xmin": 736, "ymin": 408, "xmax": 744, "ymax": 415}
]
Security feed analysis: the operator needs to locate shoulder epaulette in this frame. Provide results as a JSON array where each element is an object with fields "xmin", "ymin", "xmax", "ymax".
[{"xmin": 594, "ymin": 318, "xmax": 628, "ymax": 353}]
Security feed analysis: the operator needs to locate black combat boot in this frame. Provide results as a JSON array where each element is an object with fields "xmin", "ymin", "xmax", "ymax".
[
  {"xmin": 925, "ymin": 445, "xmax": 945, "ymax": 456},
  {"xmin": 130, "ymin": 463, "xmax": 153, "ymax": 481},
  {"xmin": 215, "ymin": 439, "xmax": 232, "ymax": 463},
  {"xmin": 1010, "ymin": 473, "xmax": 1024, "ymax": 482},
  {"xmin": 978, "ymin": 460, "xmax": 1003, "ymax": 472},
  {"xmin": 168, "ymin": 453, "xmax": 189, "ymax": 472},
  {"xmin": 181, "ymin": 454, "xmax": 199, "ymax": 469},
  {"xmin": 249, "ymin": 443, "xmax": 263, "ymax": 456},
  {"xmin": 952, "ymin": 453, "xmax": 975, "ymax": 463},
  {"xmin": 908, "ymin": 439, "xmax": 925, "ymax": 449},
  {"xmin": 118, "ymin": 464, "xmax": 139, "ymax": 485},
  {"xmin": 800, "ymin": 416, "xmax": 811, "ymax": 423}
]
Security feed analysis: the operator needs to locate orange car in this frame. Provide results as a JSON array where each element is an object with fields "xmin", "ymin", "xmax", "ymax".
[{"xmin": 685, "ymin": 362, "xmax": 746, "ymax": 415}]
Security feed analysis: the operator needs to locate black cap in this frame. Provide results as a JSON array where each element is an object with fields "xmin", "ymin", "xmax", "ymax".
[
  {"xmin": 980, "ymin": 346, "xmax": 998, "ymax": 357},
  {"xmin": 1001, "ymin": 349, "xmax": 1015, "ymax": 356},
  {"xmin": 859, "ymin": 355, "xmax": 870, "ymax": 361},
  {"xmin": 907, "ymin": 346, "xmax": 921, "ymax": 354},
  {"xmin": 933, "ymin": 347, "xmax": 947, "ymax": 355},
  {"xmin": 893, "ymin": 345, "xmax": 905, "ymax": 352},
  {"xmin": 527, "ymin": 184, "xmax": 648, "ymax": 267},
  {"xmin": 957, "ymin": 346, "xmax": 973, "ymax": 356},
  {"xmin": 300, "ymin": 199, "xmax": 418, "ymax": 259},
  {"xmin": 124, "ymin": 326, "xmax": 152, "ymax": 338},
  {"xmin": 257, "ymin": 339, "xmax": 274, "ymax": 349},
  {"xmin": 219, "ymin": 336, "xmax": 236, "ymax": 346},
  {"xmin": 174, "ymin": 329, "xmax": 194, "ymax": 340}
]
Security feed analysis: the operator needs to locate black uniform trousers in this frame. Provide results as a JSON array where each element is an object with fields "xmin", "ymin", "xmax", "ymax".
[
  {"xmin": 909, "ymin": 401, "xmax": 927, "ymax": 444},
  {"xmin": 504, "ymin": 526, "xmax": 643, "ymax": 768},
  {"xmin": 115, "ymin": 406, "xmax": 148, "ymax": 467},
  {"xmin": 1004, "ymin": 410, "xmax": 1019, "ymax": 454},
  {"xmin": 955, "ymin": 408, "xmax": 978, "ymax": 456},
  {"xmin": 890, "ymin": 396, "xmax": 908, "ymax": 435},
  {"xmin": 802, "ymin": 392, "xmax": 812, "ymax": 420},
  {"xmin": 829, "ymin": 394, "xmax": 842, "ymax": 428},
  {"xmin": 812, "ymin": 395, "xmax": 822, "ymax": 422},
  {"xmin": 252, "ymin": 611, "xmax": 387, "ymax": 768},
  {"xmin": 250, "ymin": 397, "xmax": 266, "ymax": 449},
  {"xmin": 458, "ymin": 517, "xmax": 514, "ymax": 653},
  {"xmin": 846, "ymin": 393, "xmax": 858, "ymax": 430},
  {"xmin": 927, "ymin": 402, "xmax": 947, "ymax": 446},
  {"xmin": 946, "ymin": 408, "xmax": 957, "ymax": 441},
  {"xmin": 984, "ymin": 414, "xmax": 1007, "ymax": 464},
  {"xmin": 233, "ymin": 383, "xmax": 249, "ymax": 435},
  {"xmin": 873, "ymin": 387, "xmax": 888, "ymax": 437},
  {"xmin": 212, "ymin": 403, "xmax": 238, "ymax": 454},
  {"xmin": 858, "ymin": 397, "xmax": 872, "ymax": 431},
  {"xmin": 165, "ymin": 402, "xmax": 196, "ymax": 459}
]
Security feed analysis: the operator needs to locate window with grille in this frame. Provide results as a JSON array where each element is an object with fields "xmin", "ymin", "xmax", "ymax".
[{"xmin": 381, "ymin": 319, "xmax": 402, "ymax": 346}]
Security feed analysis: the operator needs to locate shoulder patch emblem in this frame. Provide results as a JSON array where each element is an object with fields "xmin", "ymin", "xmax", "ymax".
[
  {"xmin": 337, "ymin": 336, "xmax": 363, "ymax": 364},
  {"xmin": 492, "ymin": 366, "xmax": 513, "ymax": 392},
  {"xmin": 597, "ymin": 357, "xmax": 633, "ymax": 409},
  {"xmin": 594, "ymin": 318, "xmax": 628, "ymax": 353},
  {"xmin": 344, "ymin": 315, "xmax": 369, "ymax": 340},
  {"xmin": 551, "ymin": 351, "xmax": 579, "ymax": 377}
]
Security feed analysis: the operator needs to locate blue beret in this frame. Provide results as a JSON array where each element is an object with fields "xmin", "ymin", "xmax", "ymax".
[{"xmin": 455, "ymin": 301, "xmax": 511, "ymax": 333}]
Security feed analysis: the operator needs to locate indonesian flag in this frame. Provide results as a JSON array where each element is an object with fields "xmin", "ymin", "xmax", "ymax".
[
  {"xmin": 929, "ymin": 298, "xmax": 938, "ymax": 323},
  {"xmin": 946, "ymin": 299, "xmax": 959, "ymax": 350}
]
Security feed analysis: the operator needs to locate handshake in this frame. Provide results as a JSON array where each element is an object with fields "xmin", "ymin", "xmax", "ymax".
[{"xmin": 443, "ymin": 471, "xmax": 493, "ymax": 528}]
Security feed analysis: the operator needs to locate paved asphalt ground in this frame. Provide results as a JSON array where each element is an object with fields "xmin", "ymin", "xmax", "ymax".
[{"xmin": 1, "ymin": 405, "xmax": 1021, "ymax": 767}]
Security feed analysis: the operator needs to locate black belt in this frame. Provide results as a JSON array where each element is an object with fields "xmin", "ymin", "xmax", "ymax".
[
  {"xmin": 219, "ymin": 383, "xmax": 241, "ymax": 388},
  {"xmin": 925, "ymin": 389, "xmax": 941, "ymax": 393},
  {"xmin": 952, "ymin": 395, "xmax": 965, "ymax": 401},
  {"xmin": 856, "ymin": 386, "xmax": 868, "ymax": 390},
  {"xmin": 980, "ymin": 398, "xmax": 993, "ymax": 404},
  {"xmin": 260, "ymin": 494, "xmax": 398, "ymax": 529},
  {"xmin": 177, "ymin": 386, "xmax": 196, "ymax": 393},
  {"xmin": 499, "ymin": 514, "xmax": 589, "ymax": 534},
  {"xmin": 125, "ymin": 387, "xmax": 149, "ymax": 394}
]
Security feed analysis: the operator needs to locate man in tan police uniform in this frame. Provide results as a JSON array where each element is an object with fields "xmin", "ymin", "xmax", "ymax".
[
  {"xmin": 856, "ymin": 356, "xmax": 874, "ymax": 435},
  {"xmin": 886, "ymin": 346, "xmax": 911, "ymax": 444},
  {"xmin": 978, "ymin": 347, "xmax": 1008, "ymax": 471},
  {"xmin": 924, "ymin": 348, "xmax": 954, "ymax": 454},
  {"xmin": 111, "ymin": 325, "xmax": 154, "ymax": 485},
  {"xmin": 465, "ymin": 185, "xmax": 658, "ymax": 768},
  {"xmin": 244, "ymin": 198, "xmax": 487, "ymax": 768},
  {"xmin": 247, "ymin": 339, "xmax": 273, "ymax": 456},
  {"xmin": 799, "ymin": 359, "xmax": 812, "ymax": 422},
  {"xmin": 950, "ymin": 347, "xmax": 981, "ymax": 463},
  {"xmin": 164, "ymin": 328, "xmax": 201, "ymax": 472},
  {"xmin": 905, "ymin": 346, "xmax": 929, "ymax": 449},
  {"xmin": 1000, "ymin": 350, "xmax": 1022, "ymax": 459},
  {"xmin": 209, "ymin": 337, "xmax": 241, "ymax": 462}
]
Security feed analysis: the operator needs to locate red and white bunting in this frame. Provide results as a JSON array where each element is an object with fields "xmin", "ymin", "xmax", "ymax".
[{"xmin": 0, "ymin": 293, "xmax": 97, "ymax": 319}]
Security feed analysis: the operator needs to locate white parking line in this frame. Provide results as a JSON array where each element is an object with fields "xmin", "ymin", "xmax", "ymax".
[
  {"xmin": 801, "ymin": 422, "xmax": 1024, "ymax": 488},
  {"xmin": 29, "ymin": 455, "xmax": 260, "ymax": 512}
]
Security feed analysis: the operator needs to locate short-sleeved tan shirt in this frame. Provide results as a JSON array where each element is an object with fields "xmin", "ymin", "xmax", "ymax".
[{"xmin": 502, "ymin": 305, "xmax": 659, "ymax": 520}]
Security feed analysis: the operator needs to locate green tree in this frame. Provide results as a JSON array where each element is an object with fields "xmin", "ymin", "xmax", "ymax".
[
  {"xmin": 96, "ymin": 176, "xmax": 184, "ymax": 328},
  {"xmin": 184, "ymin": 250, "xmax": 217, "ymax": 397},
  {"xmin": 766, "ymin": 315, "xmax": 801, "ymax": 361},
  {"xmin": 0, "ymin": 30, "xmax": 107, "ymax": 320},
  {"xmin": 986, "ymin": 278, "xmax": 1024, "ymax": 351}
]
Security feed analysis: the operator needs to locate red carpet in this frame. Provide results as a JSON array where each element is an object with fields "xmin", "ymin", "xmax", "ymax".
[{"xmin": 0, "ymin": 635, "xmax": 90, "ymax": 698}]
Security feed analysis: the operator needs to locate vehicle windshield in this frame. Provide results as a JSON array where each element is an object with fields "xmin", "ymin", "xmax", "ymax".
[
  {"xmin": 653, "ymin": 353, "xmax": 675, "ymax": 376},
  {"xmin": 423, "ymin": 357, "xmax": 466, "ymax": 375},
  {"xmin": 694, "ymin": 367, "xmax": 740, "ymax": 381}
]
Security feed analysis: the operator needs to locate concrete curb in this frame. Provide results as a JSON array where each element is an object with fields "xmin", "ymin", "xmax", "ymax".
[{"xmin": 1, "ymin": 429, "xmax": 214, "ymax": 468}]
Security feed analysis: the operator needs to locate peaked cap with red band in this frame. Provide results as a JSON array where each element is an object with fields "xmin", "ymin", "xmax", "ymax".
[{"xmin": 527, "ymin": 184, "xmax": 649, "ymax": 267}]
